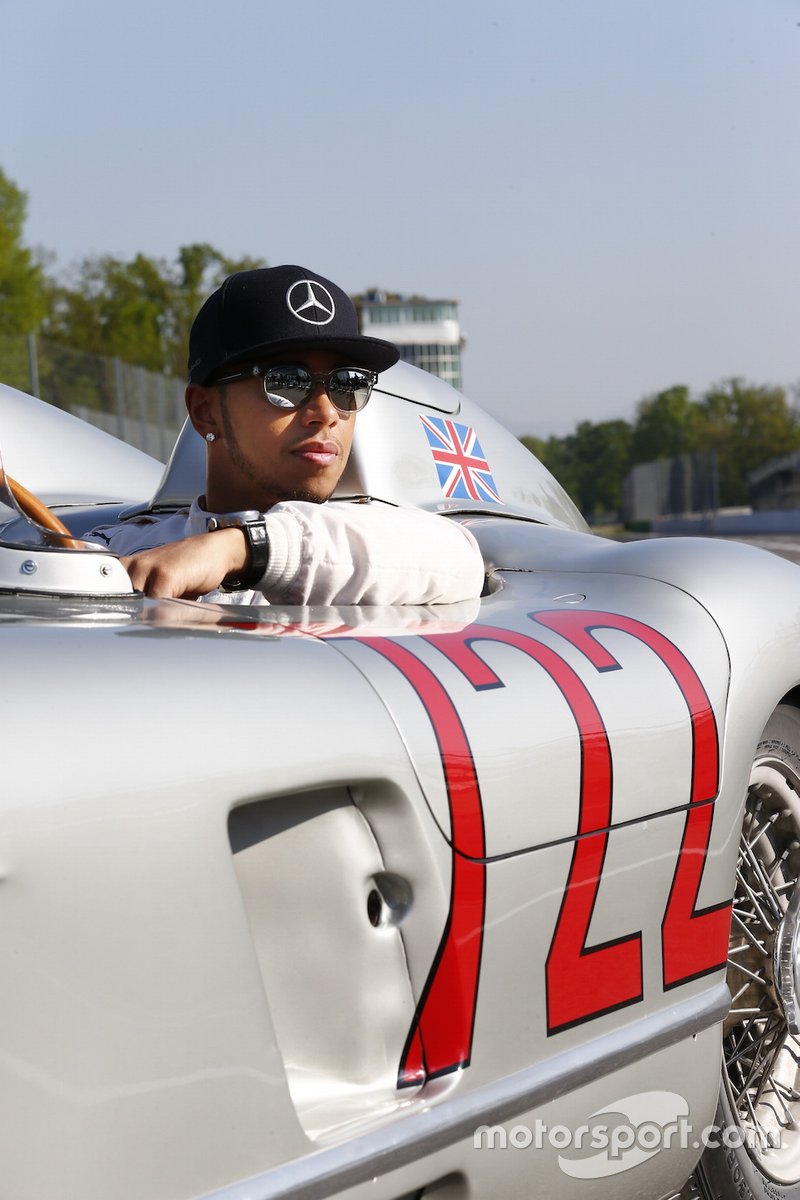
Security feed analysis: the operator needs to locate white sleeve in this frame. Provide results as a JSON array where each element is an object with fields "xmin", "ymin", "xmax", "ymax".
[{"xmin": 258, "ymin": 501, "xmax": 485, "ymax": 606}]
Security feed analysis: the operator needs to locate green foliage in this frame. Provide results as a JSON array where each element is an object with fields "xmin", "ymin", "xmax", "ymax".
[
  {"xmin": 522, "ymin": 379, "xmax": 800, "ymax": 518},
  {"xmin": 164, "ymin": 244, "xmax": 265, "ymax": 376},
  {"xmin": 45, "ymin": 244, "xmax": 266, "ymax": 377},
  {"xmin": 46, "ymin": 254, "xmax": 172, "ymax": 372},
  {"xmin": 528, "ymin": 422, "xmax": 633, "ymax": 518},
  {"xmin": 572, "ymin": 419, "xmax": 633, "ymax": 517},
  {"xmin": 0, "ymin": 168, "xmax": 47, "ymax": 334},
  {"xmin": 696, "ymin": 379, "xmax": 800, "ymax": 507},
  {"xmin": 631, "ymin": 385, "xmax": 698, "ymax": 463}
]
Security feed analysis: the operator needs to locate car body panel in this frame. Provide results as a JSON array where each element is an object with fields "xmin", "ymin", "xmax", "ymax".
[
  {"xmin": 332, "ymin": 570, "xmax": 731, "ymax": 856},
  {"xmin": 0, "ymin": 380, "xmax": 162, "ymax": 505},
  {"xmin": 0, "ymin": 598, "xmax": 733, "ymax": 1200},
  {"xmin": 1, "ymin": 367, "xmax": 800, "ymax": 1199}
]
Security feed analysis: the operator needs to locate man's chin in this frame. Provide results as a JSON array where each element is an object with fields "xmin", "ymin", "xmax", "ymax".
[{"xmin": 278, "ymin": 487, "xmax": 330, "ymax": 505}]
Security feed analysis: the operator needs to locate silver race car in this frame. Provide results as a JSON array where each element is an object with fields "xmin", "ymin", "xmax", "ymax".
[{"xmin": 1, "ymin": 362, "xmax": 799, "ymax": 1200}]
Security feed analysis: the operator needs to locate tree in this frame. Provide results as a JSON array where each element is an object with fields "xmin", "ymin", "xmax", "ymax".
[
  {"xmin": 631, "ymin": 385, "xmax": 699, "ymax": 463},
  {"xmin": 572, "ymin": 419, "xmax": 633, "ymax": 517},
  {"xmin": 696, "ymin": 379, "xmax": 800, "ymax": 506},
  {"xmin": 520, "ymin": 377, "xmax": 800, "ymax": 522},
  {"xmin": 523, "ymin": 421, "xmax": 632, "ymax": 518},
  {"xmin": 0, "ymin": 168, "xmax": 47, "ymax": 334},
  {"xmin": 46, "ymin": 253, "xmax": 173, "ymax": 372},
  {"xmin": 45, "ymin": 243, "xmax": 266, "ymax": 376},
  {"xmin": 161, "ymin": 243, "xmax": 266, "ymax": 377}
]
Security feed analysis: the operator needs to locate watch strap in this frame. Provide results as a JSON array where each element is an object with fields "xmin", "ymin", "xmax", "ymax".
[{"xmin": 206, "ymin": 512, "xmax": 270, "ymax": 592}]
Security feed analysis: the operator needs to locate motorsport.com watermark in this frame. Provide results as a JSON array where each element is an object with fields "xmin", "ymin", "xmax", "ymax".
[{"xmin": 473, "ymin": 1091, "xmax": 775, "ymax": 1180}]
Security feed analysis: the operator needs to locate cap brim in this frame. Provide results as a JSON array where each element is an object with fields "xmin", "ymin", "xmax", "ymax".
[{"xmin": 215, "ymin": 334, "xmax": 399, "ymax": 379}]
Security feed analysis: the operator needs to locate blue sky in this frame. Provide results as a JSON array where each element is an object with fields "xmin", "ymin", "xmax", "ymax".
[{"xmin": 2, "ymin": 0, "xmax": 798, "ymax": 435}]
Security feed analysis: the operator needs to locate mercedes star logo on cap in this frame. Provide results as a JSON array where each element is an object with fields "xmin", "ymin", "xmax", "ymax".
[{"xmin": 286, "ymin": 279, "xmax": 336, "ymax": 325}]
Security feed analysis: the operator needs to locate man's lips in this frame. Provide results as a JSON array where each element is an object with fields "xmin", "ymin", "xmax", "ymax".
[{"xmin": 291, "ymin": 441, "xmax": 341, "ymax": 467}]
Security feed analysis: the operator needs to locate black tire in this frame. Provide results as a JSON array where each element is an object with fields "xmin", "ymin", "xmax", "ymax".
[{"xmin": 695, "ymin": 704, "xmax": 800, "ymax": 1199}]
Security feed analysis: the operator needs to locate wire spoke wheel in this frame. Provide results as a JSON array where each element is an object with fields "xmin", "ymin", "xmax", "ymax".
[
  {"xmin": 724, "ymin": 767, "xmax": 800, "ymax": 1174},
  {"xmin": 697, "ymin": 704, "xmax": 800, "ymax": 1198}
]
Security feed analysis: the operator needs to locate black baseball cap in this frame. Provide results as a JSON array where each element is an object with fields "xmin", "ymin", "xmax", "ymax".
[{"xmin": 188, "ymin": 264, "xmax": 399, "ymax": 385}]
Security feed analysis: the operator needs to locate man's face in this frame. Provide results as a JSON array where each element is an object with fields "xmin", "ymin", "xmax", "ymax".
[{"xmin": 199, "ymin": 349, "xmax": 358, "ymax": 512}]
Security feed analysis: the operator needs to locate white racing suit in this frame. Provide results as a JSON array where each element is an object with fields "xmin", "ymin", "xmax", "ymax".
[{"xmin": 84, "ymin": 497, "xmax": 486, "ymax": 607}]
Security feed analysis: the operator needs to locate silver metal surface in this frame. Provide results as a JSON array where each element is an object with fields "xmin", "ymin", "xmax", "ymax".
[
  {"xmin": 0, "ymin": 379, "xmax": 163, "ymax": 503},
  {"xmin": 3, "ymin": 363, "xmax": 800, "ymax": 1198},
  {"xmin": 0, "ymin": 539, "xmax": 132, "ymax": 595},
  {"xmin": 197, "ymin": 984, "xmax": 730, "ymax": 1200}
]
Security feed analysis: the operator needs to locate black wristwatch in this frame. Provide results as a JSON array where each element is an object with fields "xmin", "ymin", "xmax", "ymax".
[{"xmin": 206, "ymin": 511, "xmax": 270, "ymax": 592}]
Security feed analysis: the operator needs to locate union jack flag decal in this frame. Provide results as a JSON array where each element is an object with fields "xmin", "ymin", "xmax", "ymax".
[{"xmin": 421, "ymin": 415, "xmax": 501, "ymax": 503}]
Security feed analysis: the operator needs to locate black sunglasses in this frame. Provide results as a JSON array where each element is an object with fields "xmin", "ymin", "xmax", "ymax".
[{"xmin": 212, "ymin": 364, "xmax": 378, "ymax": 413}]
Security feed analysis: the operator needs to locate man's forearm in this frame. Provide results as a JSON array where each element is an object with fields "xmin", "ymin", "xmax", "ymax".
[{"xmin": 255, "ymin": 501, "xmax": 485, "ymax": 606}]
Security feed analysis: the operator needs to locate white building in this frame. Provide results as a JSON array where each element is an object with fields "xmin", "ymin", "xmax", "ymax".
[{"xmin": 355, "ymin": 291, "xmax": 464, "ymax": 390}]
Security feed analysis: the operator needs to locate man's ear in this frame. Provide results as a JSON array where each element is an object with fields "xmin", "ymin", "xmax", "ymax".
[{"xmin": 185, "ymin": 385, "xmax": 218, "ymax": 440}]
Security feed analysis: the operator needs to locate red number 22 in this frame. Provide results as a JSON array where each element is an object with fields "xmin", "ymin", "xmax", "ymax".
[{"xmin": 355, "ymin": 611, "xmax": 732, "ymax": 1081}]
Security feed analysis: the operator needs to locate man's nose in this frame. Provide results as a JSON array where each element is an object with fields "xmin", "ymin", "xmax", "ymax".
[{"xmin": 300, "ymin": 383, "xmax": 339, "ymax": 424}]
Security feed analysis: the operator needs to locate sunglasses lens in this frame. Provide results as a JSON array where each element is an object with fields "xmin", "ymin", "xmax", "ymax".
[
  {"xmin": 328, "ymin": 369, "xmax": 374, "ymax": 411},
  {"xmin": 262, "ymin": 367, "xmax": 375, "ymax": 412},
  {"xmin": 262, "ymin": 366, "xmax": 312, "ymax": 409}
]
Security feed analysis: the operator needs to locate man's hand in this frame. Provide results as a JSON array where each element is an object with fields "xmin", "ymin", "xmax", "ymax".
[{"xmin": 121, "ymin": 529, "xmax": 249, "ymax": 599}]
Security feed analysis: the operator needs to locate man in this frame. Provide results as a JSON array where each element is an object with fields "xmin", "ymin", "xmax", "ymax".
[{"xmin": 87, "ymin": 265, "xmax": 484, "ymax": 606}]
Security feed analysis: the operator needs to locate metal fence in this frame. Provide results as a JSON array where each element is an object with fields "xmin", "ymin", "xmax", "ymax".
[{"xmin": 0, "ymin": 333, "xmax": 185, "ymax": 462}]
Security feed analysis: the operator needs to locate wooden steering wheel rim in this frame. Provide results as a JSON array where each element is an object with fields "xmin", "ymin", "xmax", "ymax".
[{"xmin": 0, "ymin": 470, "xmax": 83, "ymax": 550}]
